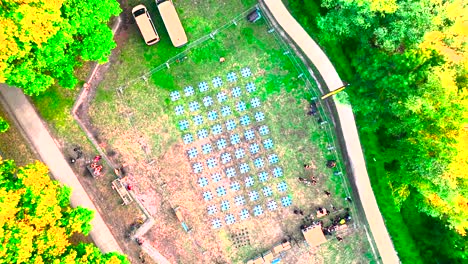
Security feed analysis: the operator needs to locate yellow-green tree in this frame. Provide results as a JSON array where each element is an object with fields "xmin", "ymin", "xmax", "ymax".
[
  {"xmin": 0, "ymin": 0, "xmax": 121, "ymax": 94},
  {"xmin": 0, "ymin": 158, "xmax": 129, "ymax": 263}
]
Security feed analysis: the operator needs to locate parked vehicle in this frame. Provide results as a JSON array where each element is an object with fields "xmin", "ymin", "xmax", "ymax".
[{"xmin": 132, "ymin": 5, "xmax": 160, "ymax": 45}]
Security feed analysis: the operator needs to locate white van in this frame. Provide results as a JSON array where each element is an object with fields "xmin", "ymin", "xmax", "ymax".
[
  {"xmin": 156, "ymin": 0, "xmax": 188, "ymax": 47},
  {"xmin": 132, "ymin": 5, "xmax": 160, "ymax": 45}
]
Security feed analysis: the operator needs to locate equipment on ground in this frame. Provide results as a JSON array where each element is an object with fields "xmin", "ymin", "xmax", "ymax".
[
  {"xmin": 247, "ymin": 9, "xmax": 262, "ymax": 23},
  {"xmin": 112, "ymin": 179, "xmax": 133, "ymax": 205}
]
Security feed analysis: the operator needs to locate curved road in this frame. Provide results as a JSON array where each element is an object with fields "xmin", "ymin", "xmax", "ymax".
[
  {"xmin": 0, "ymin": 85, "xmax": 122, "ymax": 254},
  {"xmin": 260, "ymin": 1, "xmax": 400, "ymax": 263}
]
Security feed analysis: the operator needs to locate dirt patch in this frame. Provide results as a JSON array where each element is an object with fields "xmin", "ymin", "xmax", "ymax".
[{"xmin": 0, "ymin": 104, "xmax": 37, "ymax": 165}]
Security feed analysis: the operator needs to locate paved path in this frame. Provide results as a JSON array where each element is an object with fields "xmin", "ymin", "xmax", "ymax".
[
  {"xmin": 261, "ymin": 1, "xmax": 399, "ymax": 263},
  {"xmin": 261, "ymin": 0, "xmax": 344, "ymax": 91},
  {"xmin": 0, "ymin": 85, "xmax": 122, "ymax": 254}
]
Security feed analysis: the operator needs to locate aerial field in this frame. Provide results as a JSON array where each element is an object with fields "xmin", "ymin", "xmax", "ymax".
[{"xmin": 89, "ymin": 0, "xmax": 374, "ymax": 262}]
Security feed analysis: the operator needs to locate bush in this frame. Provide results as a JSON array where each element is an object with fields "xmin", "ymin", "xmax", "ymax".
[{"xmin": 0, "ymin": 117, "xmax": 9, "ymax": 133}]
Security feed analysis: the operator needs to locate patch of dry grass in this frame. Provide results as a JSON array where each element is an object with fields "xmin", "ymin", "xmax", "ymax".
[{"xmin": 0, "ymin": 105, "xmax": 37, "ymax": 166}]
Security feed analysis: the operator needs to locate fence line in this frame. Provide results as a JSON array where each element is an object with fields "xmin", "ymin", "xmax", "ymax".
[
  {"xmin": 259, "ymin": 0, "xmax": 399, "ymax": 263},
  {"xmin": 258, "ymin": 5, "xmax": 356, "ymax": 216},
  {"xmin": 115, "ymin": 6, "xmax": 259, "ymax": 94}
]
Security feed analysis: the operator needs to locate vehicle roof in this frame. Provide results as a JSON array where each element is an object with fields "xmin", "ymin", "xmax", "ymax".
[
  {"xmin": 158, "ymin": 1, "xmax": 187, "ymax": 47},
  {"xmin": 132, "ymin": 4, "xmax": 146, "ymax": 13},
  {"xmin": 132, "ymin": 5, "xmax": 159, "ymax": 44}
]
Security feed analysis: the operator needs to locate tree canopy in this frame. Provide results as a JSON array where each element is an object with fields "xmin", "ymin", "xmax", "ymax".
[
  {"xmin": 0, "ymin": 0, "xmax": 121, "ymax": 95},
  {"xmin": 0, "ymin": 158, "xmax": 129, "ymax": 263},
  {"xmin": 316, "ymin": 0, "xmax": 468, "ymax": 237},
  {"xmin": 280, "ymin": 0, "xmax": 468, "ymax": 262}
]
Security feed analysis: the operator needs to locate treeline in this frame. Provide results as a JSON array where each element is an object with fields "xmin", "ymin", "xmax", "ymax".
[
  {"xmin": 0, "ymin": 158, "xmax": 129, "ymax": 263},
  {"xmin": 287, "ymin": 0, "xmax": 468, "ymax": 262},
  {"xmin": 0, "ymin": 0, "xmax": 121, "ymax": 95}
]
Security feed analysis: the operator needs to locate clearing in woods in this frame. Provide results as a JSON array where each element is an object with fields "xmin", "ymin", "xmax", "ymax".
[{"xmin": 89, "ymin": 0, "xmax": 374, "ymax": 263}]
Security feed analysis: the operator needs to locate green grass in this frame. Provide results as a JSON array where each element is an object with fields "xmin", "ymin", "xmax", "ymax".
[
  {"xmin": 31, "ymin": 86, "xmax": 79, "ymax": 137},
  {"xmin": 25, "ymin": 0, "xmax": 373, "ymax": 261}
]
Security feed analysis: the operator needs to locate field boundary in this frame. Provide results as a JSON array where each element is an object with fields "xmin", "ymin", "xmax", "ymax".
[
  {"xmin": 69, "ymin": 15, "xmax": 172, "ymax": 264},
  {"xmin": 110, "ymin": 6, "xmax": 259, "ymax": 93},
  {"xmin": 259, "ymin": 0, "xmax": 399, "ymax": 263}
]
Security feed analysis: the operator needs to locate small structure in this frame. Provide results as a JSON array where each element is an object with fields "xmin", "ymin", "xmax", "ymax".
[
  {"xmin": 174, "ymin": 206, "xmax": 191, "ymax": 232},
  {"xmin": 308, "ymin": 99, "xmax": 319, "ymax": 116},
  {"xmin": 334, "ymin": 223, "xmax": 348, "ymax": 232},
  {"xmin": 272, "ymin": 240, "xmax": 291, "ymax": 255},
  {"xmin": 86, "ymin": 163, "xmax": 103, "ymax": 178},
  {"xmin": 247, "ymin": 240, "xmax": 291, "ymax": 263},
  {"xmin": 86, "ymin": 155, "xmax": 103, "ymax": 178},
  {"xmin": 281, "ymin": 241, "xmax": 291, "ymax": 251},
  {"xmin": 112, "ymin": 179, "xmax": 133, "ymax": 205},
  {"xmin": 326, "ymin": 160, "xmax": 337, "ymax": 168},
  {"xmin": 316, "ymin": 208, "xmax": 328, "ymax": 218},
  {"xmin": 247, "ymin": 9, "xmax": 262, "ymax": 23},
  {"xmin": 247, "ymin": 256, "xmax": 264, "ymax": 264},
  {"xmin": 302, "ymin": 223, "xmax": 327, "ymax": 247},
  {"xmin": 262, "ymin": 251, "xmax": 274, "ymax": 263}
]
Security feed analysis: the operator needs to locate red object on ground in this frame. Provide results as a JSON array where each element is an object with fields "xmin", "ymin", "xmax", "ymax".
[
  {"xmin": 127, "ymin": 185, "xmax": 132, "ymax": 191},
  {"xmin": 93, "ymin": 155, "xmax": 102, "ymax": 162}
]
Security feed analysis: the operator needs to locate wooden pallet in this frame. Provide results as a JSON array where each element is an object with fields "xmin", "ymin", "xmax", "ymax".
[{"xmin": 112, "ymin": 179, "xmax": 133, "ymax": 205}]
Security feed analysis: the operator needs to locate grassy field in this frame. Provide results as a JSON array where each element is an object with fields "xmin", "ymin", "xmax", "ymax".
[{"xmin": 88, "ymin": 0, "xmax": 373, "ymax": 262}]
